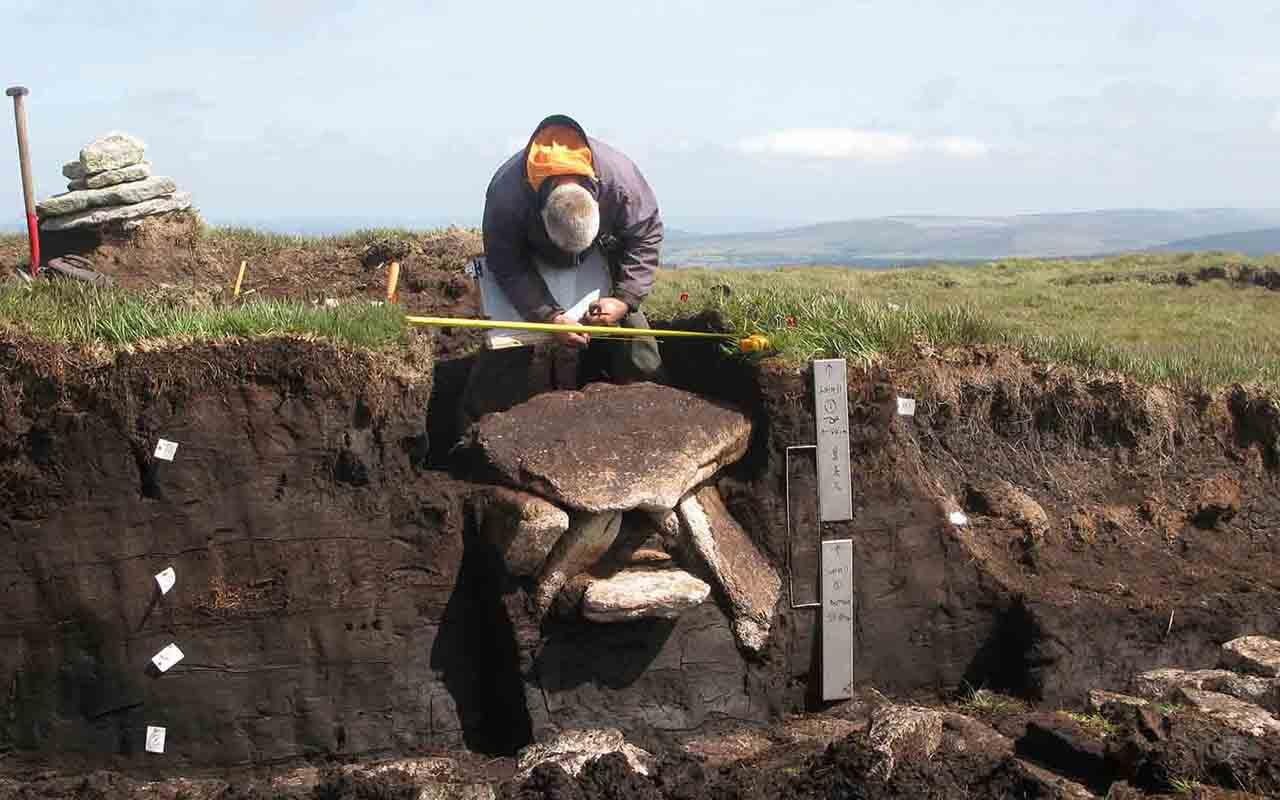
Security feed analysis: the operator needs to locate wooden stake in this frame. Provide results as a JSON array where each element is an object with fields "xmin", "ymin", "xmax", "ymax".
[
  {"xmin": 233, "ymin": 260, "xmax": 247, "ymax": 297},
  {"xmin": 6, "ymin": 86, "xmax": 39, "ymax": 276},
  {"xmin": 386, "ymin": 261, "xmax": 400, "ymax": 304}
]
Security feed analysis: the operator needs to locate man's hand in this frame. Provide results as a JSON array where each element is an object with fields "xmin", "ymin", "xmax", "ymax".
[
  {"xmin": 585, "ymin": 297, "xmax": 629, "ymax": 326},
  {"xmin": 550, "ymin": 313, "xmax": 590, "ymax": 348}
]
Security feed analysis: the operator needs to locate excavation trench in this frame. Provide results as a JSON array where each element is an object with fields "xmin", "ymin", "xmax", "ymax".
[{"xmin": 1, "ymin": 324, "xmax": 1278, "ymax": 788}]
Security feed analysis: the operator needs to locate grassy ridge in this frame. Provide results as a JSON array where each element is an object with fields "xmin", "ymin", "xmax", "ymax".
[
  {"xmin": 0, "ymin": 281, "xmax": 407, "ymax": 350},
  {"xmin": 648, "ymin": 253, "xmax": 1280, "ymax": 388}
]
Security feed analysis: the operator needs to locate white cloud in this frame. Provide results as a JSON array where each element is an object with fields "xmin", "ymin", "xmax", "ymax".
[
  {"xmin": 931, "ymin": 136, "xmax": 989, "ymax": 158},
  {"xmin": 736, "ymin": 128, "xmax": 988, "ymax": 162}
]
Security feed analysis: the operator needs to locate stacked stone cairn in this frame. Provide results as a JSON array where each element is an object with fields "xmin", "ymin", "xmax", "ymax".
[
  {"xmin": 466, "ymin": 381, "xmax": 782, "ymax": 652},
  {"xmin": 37, "ymin": 132, "xmax": 192, "ymax": 232}
]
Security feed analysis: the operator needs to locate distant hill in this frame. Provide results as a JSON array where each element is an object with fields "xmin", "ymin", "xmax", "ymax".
[
  {"xmin": 663, "ymin": 208, "xmax": 1280, "ymax": 267},
  {"xmin": 1154, "ymin": 227, "xmax": 1280, "ymax": 256}
]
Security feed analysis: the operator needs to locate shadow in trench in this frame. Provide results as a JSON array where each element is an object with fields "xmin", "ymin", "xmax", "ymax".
[{"xmin": 432, "ymin": 516, "xmax": 533, "ymax": 755}]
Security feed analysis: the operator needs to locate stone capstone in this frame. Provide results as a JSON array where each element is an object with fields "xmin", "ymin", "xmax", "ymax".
[
  {"xmin": 1134, "ymin": 667, "xmax": 1279, "ymax": 710},
  {"xmin": 67, "ymin": 161, "xmax": 152, "ymax": 191},
  {"xmin": 514, "ymin": 728, "xmax": 654, "ymax": 781},
  {"xmin": 465, "ymin": 382, "xmax": 751, "ymax": 513},
  {"xmin": 472, "ymin": 487, "xmax": 568, "ymax": 576},
  {"xmin": 677, "ymin": 486, "xmax": 780, "ymax": 652},
  {"xmin": 1175, "ymin": 687, "xmax": 1280, "ymax": 737},
  {"xmin": 532, "ymin": 512, "xmax": 622, "ymax": 615},
  {"xmin": 865, "ymin": 703, "xmax": 943, "ymax": 782},
  {"xmin": 39, "ymin": 192, "xmax": 192, "ymax": 232},
  {"xmin": 1221, "ymin": 635, "xmax": 1280, "ymax": 678},
  {"xmin": 79, "ymin": 131, "xmax": 146, "ymax": 174},
  {"xmin": 37, "ymin": 176, "xmax": 176, "ymax": 218},
  {"xmin": 581, "ymin": 568, "xmax": 711, "ymax": 623}
]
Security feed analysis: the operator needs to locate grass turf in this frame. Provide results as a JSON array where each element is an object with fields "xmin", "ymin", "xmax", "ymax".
[
  {"xmin": 647, "ymin": 253, "xmax": 1280, "ymax": 389},
  {"xmin": 0, "ymin": 281, "xmax": 407, "ymax": 350}
]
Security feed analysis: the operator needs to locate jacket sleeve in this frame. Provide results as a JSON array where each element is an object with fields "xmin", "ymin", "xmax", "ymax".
[
  {"xmin": 609, "ymin": 177, "xmax": 663, "ymax": 311},
  {"xmin": 482, "ymin": 195, "xmax": 562, "ymax": 322}
]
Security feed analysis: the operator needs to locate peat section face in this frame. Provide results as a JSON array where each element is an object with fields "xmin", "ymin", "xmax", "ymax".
[{"xmin": 2, "ymin": 324, "xmax": 1279, "ymax": 777}]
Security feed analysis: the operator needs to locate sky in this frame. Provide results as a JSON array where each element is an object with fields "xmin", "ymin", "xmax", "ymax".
[{"xmin": 4, "ymin": 0, "xmax": 1280, "ymax": 232}]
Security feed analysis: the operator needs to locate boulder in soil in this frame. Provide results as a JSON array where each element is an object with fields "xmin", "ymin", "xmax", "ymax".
[
  {"xmin": 1221, "ymin": 635, "xmax": 1280, "ymax": 678},
  {"xmin": 1134, "ymin": 667, "xmax": 1279, "ymax": 710},
  {"xmin": 465, "ymin": 382, "xmax": 751, "ymax": 513},
  {"xmin": 78, "ymin": 131, "xmax": 146, "ymax": 173},
  {"xmin": 39, "ymin": 192, "xmax": 192, "ymax": 232},
  {"xmin": 1014, "ymin": 713, "xmax": 1110, "ymax": 793},
  {"xmin": 67, "ymin": 161, "xmax": 152, "ymax": 191},
  {"xmin": 676, "ymin": 486, "xmax": 780, "ymax": 652},
  {"xmin": 965, "ymin": 479, "xmax": 1050, "ymax": 544},
  {"xmin": 532, "ymin": 512, "xmax": 622, "ymax": 615},
  {"xmin": 1175, "ymin": 688, "xmax": 1280, "ymax": 737},
  {"xmin": 37, "ymin": 175, "xmax": 176, "ymax": 218},
  {"xmin": 581, "ymin": 568, "xmax": 710, "ymax": 622},
  {"xmin": 472, "ymin": 486, "xmax": 569, "ymax": 576},
  {"xmin": 514, "ymin": 728, "xmax": 654, "ymax": 781}
]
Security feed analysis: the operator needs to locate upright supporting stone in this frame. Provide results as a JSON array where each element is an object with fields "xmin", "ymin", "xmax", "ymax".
[{"xmin": 821, "ymin": 539, "xmax": 854, "ymax": 701}]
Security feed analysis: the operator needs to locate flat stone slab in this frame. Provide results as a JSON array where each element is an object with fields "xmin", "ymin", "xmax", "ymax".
[
  {"xmin": 582, "ymin": 568, "xmax": 710, "ymax": 622},
  {"xmin": 1176, "ymin": 687, "xmax": 1280, "ymax": 737},
  {"xmin": 38, "ymin": 176, "xmax": 176, "ymax": 218},
  {"xmin": 515, "ymin": 728, "xmax": 654, "ymax": 781},
  {"xmin": 472, "ymin": 487, "xmax": 568, "ymax": 576},
  {"xmin": 867, "ymin": 703, "xmax": 943, "ymax": 781},
  {"xmin": 79, "ymin": 131, "xmax": 146, "ymax": 174},
  {"xmin": 677, "ymin": 486, "xmax": 780, "ymax": 652},
  {"xmin": 533, "ymin": 512, "xmax": 622, "ymax": 615},
  {"xmin": 40, "ymin": 192, "xmax": 191, "ymax": 232},
  {"xmin": 1222, "ymin": 635, "xmax": 1280, "ymax": 677},
  {"xmin": 68, "ymin": 161, "xmax": 151, "ymax": 191},
  {"xmin": 465, "ymin": 382, "xmax": 751, "ymax": 513},
  {"xmin": 1134, "ymin": 667, "xmax": 1278, "ymax": 709}
]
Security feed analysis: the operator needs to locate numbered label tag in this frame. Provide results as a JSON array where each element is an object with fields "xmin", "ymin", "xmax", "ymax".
[
  {"xmin": 154, "ymin": 567, "xmax": 176, "ymax": 595},
  {"xmin": 153, "ymin": 439, "xmax": 179, "ymax": 461},
  {"xmin": 151, "ymin": 643, "xmax": 185, "ymax": 673},
  {"xmin": 145, "ymin": 725, "xmax": 166, "ymax": 754},
  {"xmin": 896, "ymin": 397, "xmax": 916, "ymax": 417}
]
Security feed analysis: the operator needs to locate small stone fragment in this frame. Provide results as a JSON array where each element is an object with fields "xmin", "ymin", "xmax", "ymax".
[
  {"xmin": 1192, "ymin": 474, "xmax": 1242, "ymax": 529},
  {"xmin": 1088, "ymin": 689, "xmax": 1149, "ymax": 713},
  {"xmin": 582, "ymin": 568, "xmax": 710, "ymax": 622},
  {"xmin": 965, "ymin": 479, "xmax": 1050, "ymax": 544},
  {"xmin": 866, "ymin": 703, "xmax": 943, "ymax": 781},
  {"xmin": 1175, "ymin": 687, "xmax": 1280, "ymax": 737},
  {"xmin": 62, "ymin": 160, "xmax": 86, "ymax": 180},
  {"xmin": 79, "ymin": 131, "xmax": 146, "ymax": 174},
  {"xmin": 1134, "ymin": 667, "xmax": 1279, "ymax": 709},
  {"xmin": 1221, "ymin": 635, "xmax": 1280, "ymax": 678},
  {"xmin": 677, "ymin": 486, "xmax": 780, "ymax": 652}
]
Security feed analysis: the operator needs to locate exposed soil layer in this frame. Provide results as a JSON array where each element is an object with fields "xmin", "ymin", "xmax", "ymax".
[
  {"xmin": 1055, "ymin": 262, "xmax": 1280, "ymax": 291},
  {"xmin": 1, "ymin": 229, "xmax": 1279, "ymax": 797}
]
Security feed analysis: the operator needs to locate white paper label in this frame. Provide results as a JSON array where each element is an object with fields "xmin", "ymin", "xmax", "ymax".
[
  {"xmin": 897, "ymin": 397, "xmax": 917, "ymax": 416},
  {"xmin": 145, "ymin": 725, "xmax": 166, "ymax": 754},
  {"xmin": 813, "ymin": 359, "xmax": 853, "ymax": 522},
  {"xmin": 151, "ymin": 643, "xmax": 185, "ymax": 673},
  {"xmin": 153, "ymin": 439, "xmax": 179, "ymax": 461},
  {"xmin": 948, "ymin": 511, "xmax": 969, "ymax": 527},
  {"xmin": 821, "ymin": 539, "xmax": 855, "ymax": 701},
  {"xmin": 154, "ymin": 567, "xmax": 176, "ymax": 595}
]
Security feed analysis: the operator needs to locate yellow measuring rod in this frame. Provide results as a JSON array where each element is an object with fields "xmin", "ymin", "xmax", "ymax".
[{"xmin": 405, "ymin": 315, "xmax": 770, "ymax": 352}]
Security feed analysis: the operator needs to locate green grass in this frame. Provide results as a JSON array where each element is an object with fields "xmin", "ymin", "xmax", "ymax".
[
  {"xmin": 956, "ymin": 686, "xmax": 1028, "ymax": 715},
  {"xmin": 0, "ymin": 281, "xmax": 408, "ymax": 349},
  {"xmin": 1059, "ymin": 710, "xmax": 1118, "ymax": 739},
  {"xmin": 650, "ymin": 253, "xmax": 1280, "ymax": 389}
]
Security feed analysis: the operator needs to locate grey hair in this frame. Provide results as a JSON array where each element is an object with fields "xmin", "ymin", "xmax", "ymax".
[{"xmin": 541, "ymin": 182, "xmax": 600, "ymax": 255}]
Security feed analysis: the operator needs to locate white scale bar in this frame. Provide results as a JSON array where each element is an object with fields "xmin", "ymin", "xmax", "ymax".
[
  {"xmin": 813, "ymin": 358, "xmax": 852, "ymax": 522},
  {"xmin": 821, "ymin": 539, "xmax": 854, "ymax": 700}
]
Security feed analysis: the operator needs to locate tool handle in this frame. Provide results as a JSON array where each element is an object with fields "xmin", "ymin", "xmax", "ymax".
[{"xmin": 8, "ymin": 86, "xmax": 39, "ymax": 275}]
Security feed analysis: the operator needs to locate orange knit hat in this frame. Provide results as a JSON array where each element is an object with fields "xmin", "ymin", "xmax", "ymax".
[{"xmin": 526, "ymin": 124, "xmax": 595, "ymax": 191}]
